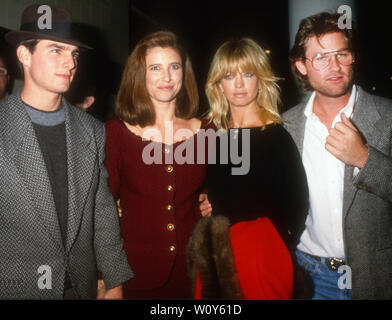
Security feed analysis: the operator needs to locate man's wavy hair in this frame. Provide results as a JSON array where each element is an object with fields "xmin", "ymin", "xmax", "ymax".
[
  {"xmin": 206, "ymin": 38, "xmax": 282, "ymax": 130},
  {"xmin": 116, "ymin": 31, "xmax": 199, "ymax": 127},
  {"xmin": 290, "ymin": 12, "xmax": 359, "ymax": 91}
]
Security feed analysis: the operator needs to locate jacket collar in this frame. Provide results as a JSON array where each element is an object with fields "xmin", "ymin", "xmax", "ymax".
[
  {"xmin": 63, "ymin": 98, "xmax": 94, "ymax": 252},
  {"xmin": 288, "ymin": 86, "xmax": 384, "ymax": 220}
]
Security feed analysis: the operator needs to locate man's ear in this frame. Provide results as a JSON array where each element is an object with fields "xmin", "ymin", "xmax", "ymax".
[
  {"xmin": 295, "ymin": 60, "xmax": 308, "ymax": 76},
  {"xmin": 16, "ymin": 45, "xmax": 32, "ymax": 68}
]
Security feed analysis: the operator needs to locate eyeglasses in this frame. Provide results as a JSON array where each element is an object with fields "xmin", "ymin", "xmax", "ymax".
[
  {"xmin": 305, "ymin": 49, "xmax": 354, "ymax": 71},
  {"xmin": 0, "ymin": 67, "xmax": 7, "ymax": 77}
]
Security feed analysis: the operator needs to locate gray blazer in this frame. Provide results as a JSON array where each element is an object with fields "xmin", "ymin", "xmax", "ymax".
[
  {"xmin": 282, "ymin": 86, "xmax": 392, "ymax": 299},
  {"xmin": 0, "ymin": 94, "xmax": 134, "ymax": 299}
]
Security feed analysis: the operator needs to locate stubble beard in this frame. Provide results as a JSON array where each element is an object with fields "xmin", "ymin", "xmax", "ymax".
[{"xmin": 309, "ymin": 71, "xmax": 354, "ymax": 99}]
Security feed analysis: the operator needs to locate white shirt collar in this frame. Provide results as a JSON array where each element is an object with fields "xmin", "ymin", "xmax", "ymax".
[{"xmin": 304, "ymin": 85, "xmax": 357, "ymax": 123}]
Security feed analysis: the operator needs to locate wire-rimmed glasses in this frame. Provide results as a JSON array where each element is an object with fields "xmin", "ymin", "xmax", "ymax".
[{"xmin": 305, "ymin": 49, "xmax": 354, "ymax": 71}]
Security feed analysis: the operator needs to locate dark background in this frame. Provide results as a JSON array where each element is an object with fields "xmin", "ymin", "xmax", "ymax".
[
  {"xmin": 130, "ymin": 0, "xmax": 392, "ymax": 116},
  {"xmin": 2, "ymin": 0, "xmax": 392, "ymax": 120}
]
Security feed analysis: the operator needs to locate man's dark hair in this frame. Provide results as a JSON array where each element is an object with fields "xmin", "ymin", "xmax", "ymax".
[
  {"xmin": 0, "ymin": 49, "xmax": 7, "ymax": 62},
  {"xmin": 17, "ymin": 39, "xmax": 40, "ymax": 75},
  {"xmin": 0, "ymin": 51, "xmax": 8, "ymax": 70},
  {"xmin": 0, "ymin": 50, "xmax": 10, "ymax": 97},
  {"xmin": 290, "ymin": 12, "xmax": 359, "ymax": 91},
  {"xmin": 19, "ymin": 39, "xmax": 40, "ymax": 53}
]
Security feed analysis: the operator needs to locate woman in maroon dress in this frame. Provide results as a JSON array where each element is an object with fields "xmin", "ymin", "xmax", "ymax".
[{"xmin": 105, "ymin": 31, "xmax": 209, "ymax": 298}]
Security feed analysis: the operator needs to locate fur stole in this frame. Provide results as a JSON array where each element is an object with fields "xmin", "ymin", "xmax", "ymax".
[{"xmin": 187, "ymin": 215, "xmax": 242, "ymax": 299}]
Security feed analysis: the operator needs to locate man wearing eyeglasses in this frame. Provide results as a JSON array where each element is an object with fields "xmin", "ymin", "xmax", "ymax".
[
  {"xmin": 0, "ymin": 54, "xmax": 9, "ymax": 99},
  {"xmin": 283, "ymin": 12, "xmax": 392, "ymax": 299}
]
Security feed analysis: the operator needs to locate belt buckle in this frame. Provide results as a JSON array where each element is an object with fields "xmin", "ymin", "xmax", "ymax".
[{"xmin": 327, "ymin": 257, "xmax": 344, "ymax": 271}]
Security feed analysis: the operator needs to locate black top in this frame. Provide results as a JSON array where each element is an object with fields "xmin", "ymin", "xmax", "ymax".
[
  {"xmin": 32, "ymin": 123, "xmax": 72, "ymax": 291},
  {"xmin": 25, "ymin": 102, "xmax": 71, "ymax": 291},
  {"xmin": 24, "ymin": 102, "xmax": 68, "ymax": 246},
  {"xmin": 207, "ymin": 124, "xmax": 309, "ymax": 250},
  {"xmin": 32, "ymin": 123, "xmax": 68, "ymax": 245}
]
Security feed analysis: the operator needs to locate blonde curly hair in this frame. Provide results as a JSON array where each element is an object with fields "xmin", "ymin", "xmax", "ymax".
[{"xmin": 206, "ymin": 38, "xmax": 282, "ymax": 130}]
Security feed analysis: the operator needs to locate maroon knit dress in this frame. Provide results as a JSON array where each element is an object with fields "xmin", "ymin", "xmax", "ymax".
[{"xmin": 105, "ymin": 117, "xmax": 210, "ymax": 298}]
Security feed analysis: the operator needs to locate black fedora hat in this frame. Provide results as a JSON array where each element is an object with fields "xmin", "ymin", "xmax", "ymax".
[{"xmin": 5, "ymin": 3, "xmax": 92, "ymax": 49}]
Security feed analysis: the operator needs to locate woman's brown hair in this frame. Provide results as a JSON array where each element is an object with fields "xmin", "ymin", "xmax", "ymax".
[{"xmin": 115, "ymin": 31, "xmax": 199, "ymax": 127}]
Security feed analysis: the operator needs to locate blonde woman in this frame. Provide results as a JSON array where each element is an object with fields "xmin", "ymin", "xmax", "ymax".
[{"xmin": 188, "ymin": 38, "xmax": 309, "ymax": 299}]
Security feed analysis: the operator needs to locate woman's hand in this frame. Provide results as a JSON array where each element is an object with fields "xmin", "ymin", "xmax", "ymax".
[
  {"xmin": 116, "ymin": 199, "xmax": 122, "ymax": 217},
  {"xmin": 199, "ymin": 193, "xmax": 212, "ymax": 217}
]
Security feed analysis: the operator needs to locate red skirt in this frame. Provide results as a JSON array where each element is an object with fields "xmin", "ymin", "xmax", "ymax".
[{"xmin": 195, "ymin": 217, "xmax": 293, "ymax": 299}]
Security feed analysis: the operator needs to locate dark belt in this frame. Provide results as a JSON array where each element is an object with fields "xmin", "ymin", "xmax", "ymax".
[{"xmin": 306, "ymin": 252, "xmax": 346, "ymax": 271}]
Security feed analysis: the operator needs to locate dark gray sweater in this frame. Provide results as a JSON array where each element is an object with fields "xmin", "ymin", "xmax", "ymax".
[{"xmin": 25, "ymin": 102, "xmax": 71, "ymax": 290}]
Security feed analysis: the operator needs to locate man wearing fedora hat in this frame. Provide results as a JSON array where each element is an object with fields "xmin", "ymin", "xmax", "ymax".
[{"xmin": 0, "ymin": 4, "xmax": 133, "ymax": 299}]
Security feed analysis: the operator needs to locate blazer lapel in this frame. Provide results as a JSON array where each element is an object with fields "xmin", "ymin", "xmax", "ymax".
[
  {"xmin": 0, "ymin": 94, "xmax": 64, "ymax": 252},
  {"xmin": 285, "ymin": 102, "xmax": 307, "ymax": 155},
  {"xmin": 64, "ymin": 102, "xmax": 95, "ymax": 252},
  {"xmin": 342, "ymin": 87, "xmax": 382, "ymax": 220}
]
